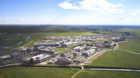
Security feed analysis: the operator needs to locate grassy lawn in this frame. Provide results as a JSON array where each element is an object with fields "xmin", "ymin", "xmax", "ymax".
[
  {"xmin": 75, "ymin": 70, "xmax": 140, "ymax": 78},
  {"xmin": 45, "ymin": 32, "xmax": 96, "ymax": 36},
  {"xmin": 21, "ymin": 32, "xmax": 96, "ymax": 47},
  {"xmin": 54, "ymin": 43, "xmax": 88, "ymax": 54},
  {"xmin": 54, "ymin": 48, "xmax": 70, "ymax": 54},
  {"xmin": 0, "ymin": 34, "xmax": 28, "ymax": 47},
  {"xmin": 0, "ymin": 68, "xmax": 78, "ymax": 78},
  {"xmin": 119, "ymin": 40, "xmax": 140, "ymax": 53},
  {"xmin": 0, "ymin": 31, "xmax": 96, "ymax": 52},
  {"xmin": 89, "ymin": 29, "xmax": 140, "ymax": 69},
  {"xmin": 89, "ymin": 50, "xmax": 140, "ymax": 69},
  {"xmin": 119, "ymin": 29, "xmax": 140, "ymax": 39}
]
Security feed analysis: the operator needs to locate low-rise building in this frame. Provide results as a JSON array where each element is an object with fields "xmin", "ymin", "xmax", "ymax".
[
  {"xmin": 73, "ymin": 46, "xmax": 85, "ymax": 52},
  {"xmin": 0, "ymin": 55, "xmax": 11, "ymax": 60},
  {"xmin": 24, "ymin": 54, "xmax": 51, "ymax": 63},
  {"xmin": 34, "ymin": 43, "xmax": 59, "ymax": 48},
  {"xmin": 73, "ymin": 56, "xmax": 85, "ymax": 63},
  {"xmin": 55, "ymin": 57, "xmax": 72, "ymax": 65},
  {"xmin": 60, "ymin": 42, "xmax": 77, "ymax": 47}
]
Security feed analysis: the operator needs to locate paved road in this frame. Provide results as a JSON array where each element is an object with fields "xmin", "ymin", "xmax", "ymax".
[
  {"xmin": 71, "ymin": 65, "xmax": 84, "ymax": 78},
  {"xmin": 1, "ymin": 64, "xmax": 140, "ymax": 73},
  {"xmin": 86, "ymin": 68, "xmax": 140, "ymax": 72},
  {"xmin": 83, "ymin": 42, "xmax": 119, "ymax": 65}
]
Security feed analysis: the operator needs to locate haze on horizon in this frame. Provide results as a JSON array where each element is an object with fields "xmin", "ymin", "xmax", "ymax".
[{"xmin": 0, "ymin": 0, "xmax": 140, "ymax": 25}]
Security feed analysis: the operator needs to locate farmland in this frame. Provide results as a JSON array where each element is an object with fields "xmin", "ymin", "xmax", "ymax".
[
  {"xmin": 0, "ymin": 26, "xmax": 140, "ymax": 78},
  {"xmin": 0, "ymin": 67, "xmax": 78, "ymax": 78},
  {"xmin": 89, "ymin": 50, "xmax": 140, "ymax": 69},
  {"xmin": 119, "ymin": 40, "xmax": 140, "ymax": 53},
  {"xmin": 0, "ymin": 26, "xmax": 96, "ymax": 53},
  {"xmin": 75, "ymin": 70, "xmax": 140, "ymax": 78}
]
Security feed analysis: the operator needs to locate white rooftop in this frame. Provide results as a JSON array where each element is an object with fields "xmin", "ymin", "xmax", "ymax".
[{"xmin": 27, "ymin": 54, "xmax": 50, "ymax": 60}]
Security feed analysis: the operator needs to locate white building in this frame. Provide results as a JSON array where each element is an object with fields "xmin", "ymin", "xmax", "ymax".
[{"xmin": 25, "ymin": 54, "xmax": 51, "ymax": 63}]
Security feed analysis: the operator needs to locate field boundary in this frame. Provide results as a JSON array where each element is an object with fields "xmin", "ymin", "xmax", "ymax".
[{"xmin": 118, "ymin": 49, "xmax": 140, "ymax": 55}]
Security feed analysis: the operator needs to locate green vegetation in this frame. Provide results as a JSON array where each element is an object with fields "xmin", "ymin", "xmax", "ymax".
[
  {"xmin": 0, "ymin": 34, "xmax": 27, "ymax": 47},
  {"xmin": 95, "ymin": 30, "xmax": 121, "ymax": 36},
  {"xmin": 119, "ymin": 40, "xmax": 140, "ymax": 53},
  {"xmin": 75, "ymin": 70, "xmax": 140, "ymax": 78},
  {"xmin": 0, "ymin": 68, "xmax": 78, "ymax": 78},
  {"xmin": 45, "ymin": 32, "xmax": 96, "ymax": 36},
  {"xmin": 119, "ymin": 28, "xmax": 140, "ymax": 39},
  {"xmin": 89, "ymin": 50, "xmax": 140, "ymax": 69},
  {"xmin": 54, "ymin": 47, "xmax": 70, "ymax": 53},
  {"xmin": 118, "ymin": 28, "xmax": 140, "ymax": 53},
  {"xmin": 89, "ymin": 29, "xmax": 140, "ymax": 68},
  {"xmin": 24, "ymin": 32, "xmax": 95, "ymax": 47},
  {"xmin": 0, "ymin": 26, "xmax": 96, "ymax": 52},
  {"xmin": 54, "ymin": 43, "xmax": 88, "ymax": 54}
]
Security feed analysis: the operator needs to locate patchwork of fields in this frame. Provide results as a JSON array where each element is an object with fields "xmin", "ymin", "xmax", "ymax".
[
  {"xmin": 0, "ymin": 31, "xmax": 96, "ymax": 52},
  {"xmin": 0, "ymin": 28, "xmax": 140, "ymax": 78},
  {"xmin": 89, "ymin": 29, "xmax": 140, "ymax": 69}
]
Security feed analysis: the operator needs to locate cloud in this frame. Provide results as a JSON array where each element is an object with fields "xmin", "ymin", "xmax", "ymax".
[
  {"xmin": 0, "ymin": 18, "xmax": 56, "ymax": 24},
  {"xmin": 59, "ymin": 0, "xmax": 123, "ymax": 13},
  {"xmin": 131, "ymin": 10, "xmax": 140, "ymax": 16},
  {"xmin": 58, "ymin": 1, "xmax": 80, "ymax": 10}
]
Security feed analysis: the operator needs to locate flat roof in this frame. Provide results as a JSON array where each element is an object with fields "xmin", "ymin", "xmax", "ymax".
[{"xmin": 27, "ymin": 54, "xmax": 50, "ymax": 60}]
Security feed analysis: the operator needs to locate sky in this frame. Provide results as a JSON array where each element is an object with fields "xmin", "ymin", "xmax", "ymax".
[{"xmin": 0, "ymin": 0, "xmax": 140, "ymax": 25}]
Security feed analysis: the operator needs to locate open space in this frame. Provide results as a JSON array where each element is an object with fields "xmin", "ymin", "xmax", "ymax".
[
  {"xmin": 0, "ymin": 67, "xmax": 78, "ymax": 78},
  {"xmin": 89, "ymin": 29, "xmax": 140, "ymax": 69},
  {"xmin": 119, "ymin": 40, "xmax": 140, "ymax": 53},
  {"xmin": 75, "ymin": 70, "xmax": 140, "ymax": 78},
  {"xmin": 89, "ymin": 50, "xmax": 140, "ymax": 69}
]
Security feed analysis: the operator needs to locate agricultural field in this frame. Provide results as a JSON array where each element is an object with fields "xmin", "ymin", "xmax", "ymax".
[
  {"xmin": 75, "ymin": 70, "xmax": 140, "ymax": 78},
  {"xmin": 89, "ymin": 29, "xmax": 140, "ymax": 68},
  {"xmin": 0, "ymin": 68, "xmax": 78, "ymax": 78},
  {"xmin": 54, "ymin": 43, "xmax": 87, "ymax": 54},
  {"xmin": 89, "ymin": 50, "xmax": 140, "ymax": 69},
  {"xmin": 0, "ymin": 26, "xmax": 96, "ymax": 52},
  {"xmin": 119, "ymin": 40, "xmax": 140, "ymax": 53},
  {"xmin": 23, "ymin": 32, "xmax": 96, "ymax": 47},
  {"xmin": 119, "ymin": 28, "xmax": 140, "ymax": 39}
]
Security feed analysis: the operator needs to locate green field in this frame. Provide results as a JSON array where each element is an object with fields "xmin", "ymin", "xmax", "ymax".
[
  {"xmin": 89, "ymin": 28, "xmax": 140, "ymax": 68},
  {"xmin": 89, "ymin": 50, "xmax": 140, "ymax": 69},
  {"xmin": 0, "ymin": 30, "xmax": 96, "ymax": 53},
  {"xmin": 75, "ymin": 70, "xmax": 140, "ymax": 78},
  {"xmin": 119, "ymin": 28, "xmax": 140, "ymax": 39},
  {"xmin": 1, "ymin": 27, "xmax": 140, "ymax": 78},
  {"xmin": 54, "ymin": 43, "xmax": 87, "ymax": 54},
  {"xmin": 0, "ymin": 68, "xmax": 78, "ymax": 78},
  {"xmin": 0, "ymin": 34, "xmax": 27, "ymax": 47},
  {"xmin": 0, "ymin": 26, "xmax": 97, "ymax": 49},
  {"xmin": 54, "ymin": 47, "xmax": 70, "ymax": 54},
  {"xmin": 119, "ymin": 40, "xmax": 140, "ymax": 53}
]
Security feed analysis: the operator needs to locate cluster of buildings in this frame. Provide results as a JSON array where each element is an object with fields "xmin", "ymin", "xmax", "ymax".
[
  {"xmin": 0, "ymin": 35, "xmax": 125, "ymax": 66},
  {"xmin": 48, "ymin": 44, "xmax": 98, "ymax": 65}
]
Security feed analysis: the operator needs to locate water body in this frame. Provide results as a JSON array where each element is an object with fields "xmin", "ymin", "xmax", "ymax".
[
  {"xmin": 25, "ymin": 36, "xmax": 30, "ymax": 41},
  {"xmin": 16, "ymin": 41, "xmax": 23, "ymax": 46}
]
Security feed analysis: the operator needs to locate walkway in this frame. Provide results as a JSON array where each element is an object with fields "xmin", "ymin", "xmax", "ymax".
[
  {"xmin": 119, "ymin": 49, "xmax": 140, "ymax": 55},
  {"xmin": 71, "ymin": 66, "xmax": 84, "ymax": 78}
]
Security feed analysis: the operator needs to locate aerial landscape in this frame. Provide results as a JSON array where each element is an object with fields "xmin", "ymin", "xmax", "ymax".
[{"xmin": 0, "ymin": 0, "xmax": 140, "ymax": 78}]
